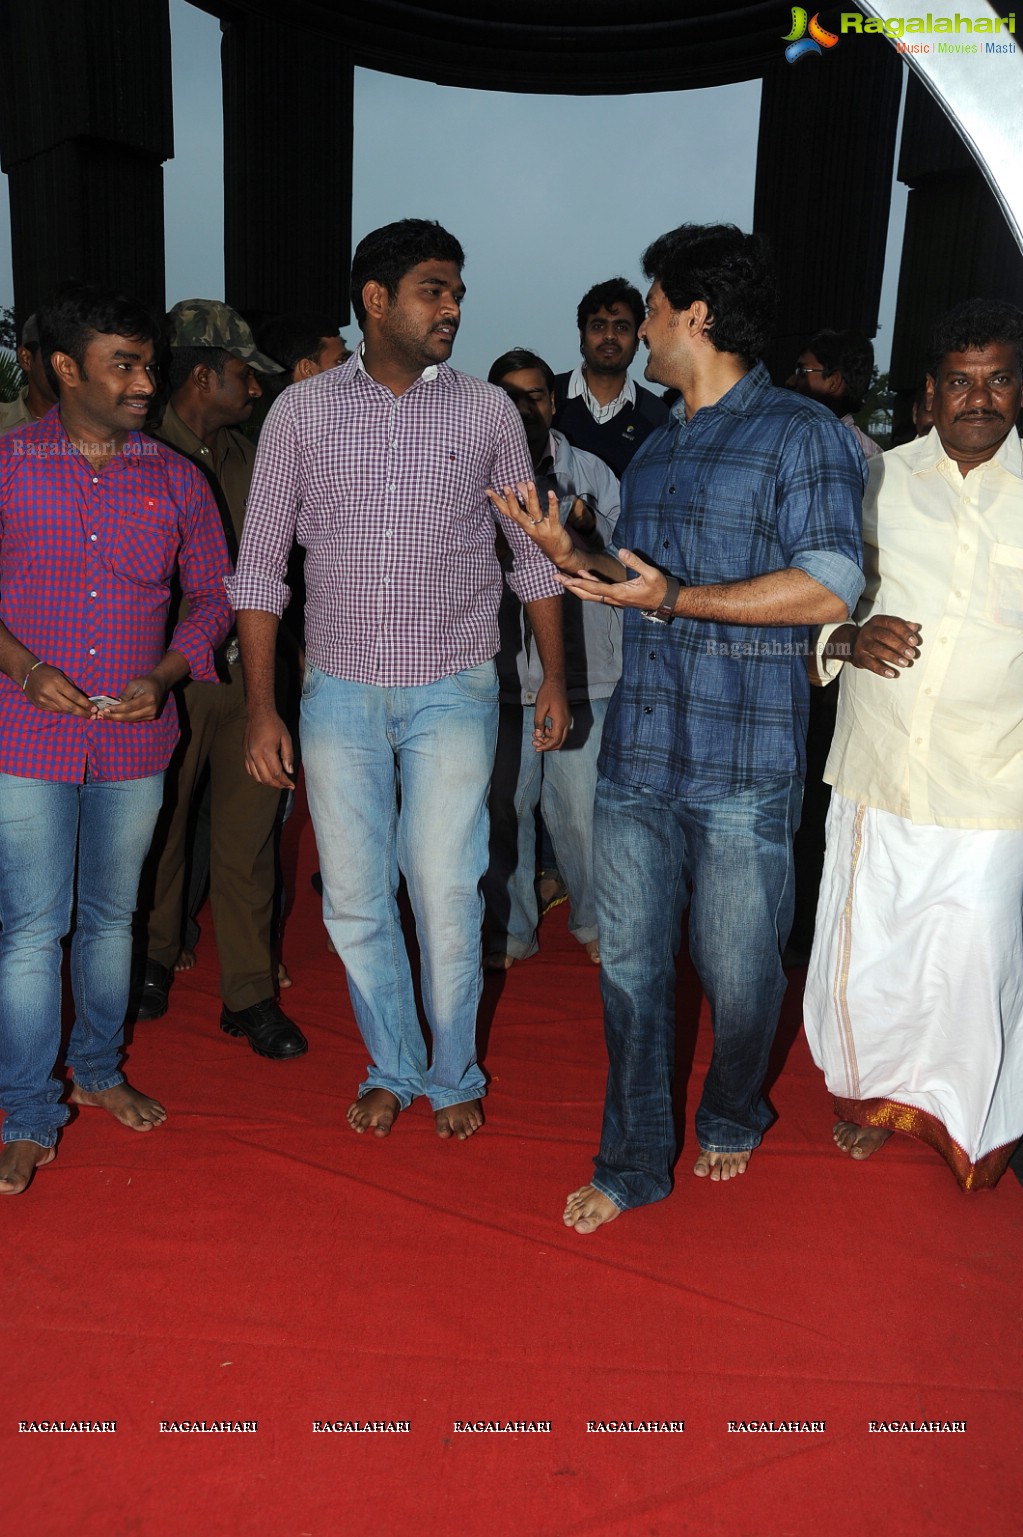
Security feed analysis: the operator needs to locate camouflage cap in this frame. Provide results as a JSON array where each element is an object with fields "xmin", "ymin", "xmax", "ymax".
[{"xmin": 166, "ymin": 299, "xmax": 282, "ymax": 372}]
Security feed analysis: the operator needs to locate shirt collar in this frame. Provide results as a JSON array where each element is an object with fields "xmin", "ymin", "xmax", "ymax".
[
  {"xmin": 911, "ymin": 422, "xmax": 1023, "ymax": 481},
  {"xmin": 567, "ymin": 364, "xmax": 636, "ymax": 414},
  {"xmin": 355, "ymin": 340, "xmax": 440, "ymax": 386},
  {"xmin": 49, "ymin": 404, "xmax": 143, "ymax": 467},
  {"xmin": 707, "ymin": 360, "xmax": 770, "ymax": 417}
]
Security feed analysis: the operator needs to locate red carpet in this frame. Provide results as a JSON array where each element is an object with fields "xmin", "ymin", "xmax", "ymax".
[{"xmin": 5, "ymin": 792, "xmax": 1023, "ymax": 1537}]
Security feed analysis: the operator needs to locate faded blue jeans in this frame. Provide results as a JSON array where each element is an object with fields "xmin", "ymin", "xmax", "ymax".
[
  {"xmin": 0, "ymin": 771, "xmax": 164, "ymax": 1147},
  {"xmin": 590, "ymin": 771, "xmax": 801, "ymax": 1210},
  {"xmin": 300, "ymin": 662, "xmax": 498, "ymax": 1111}
]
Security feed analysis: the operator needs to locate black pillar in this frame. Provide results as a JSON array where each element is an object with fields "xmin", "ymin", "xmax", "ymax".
[
  {"xmin": 888, "ymin": 72, "xmax": 1023, "ymax": 438},
  {"xmin": 220, "ymin": 13, "xmax": 353, "ymax": 328},
  {"xmin": 0, "ymin": 0, "xmax": 172, "ymax": 325},
  {"xmin": 753, "ymin": 33, "xmax": 902, "ymax": 382}
]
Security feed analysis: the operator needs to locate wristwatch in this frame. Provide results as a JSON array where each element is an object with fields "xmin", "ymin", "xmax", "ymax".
[{"xmin": 642, "ymin": 574, "xmax": 682, "ymax": 626}]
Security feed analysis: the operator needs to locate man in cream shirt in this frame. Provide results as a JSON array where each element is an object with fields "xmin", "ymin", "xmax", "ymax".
[{"xmin": 805, "ymin": 297, "xmax": 1023, "ymax": 1190}]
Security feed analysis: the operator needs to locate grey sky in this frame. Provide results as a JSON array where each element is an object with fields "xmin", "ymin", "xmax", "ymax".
[{"xmin": 0, "ymin": 0, "xmax": 910, "ymax": 375}]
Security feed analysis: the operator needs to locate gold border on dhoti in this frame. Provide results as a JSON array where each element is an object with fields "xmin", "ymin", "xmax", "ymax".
[{"xmin": 833, "ymin": 1096, "xmax": 1016, "ymax": 1191}]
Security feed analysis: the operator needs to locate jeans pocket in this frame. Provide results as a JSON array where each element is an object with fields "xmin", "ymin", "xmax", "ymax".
[
  {"xmin": 301, "ymin": 661, "xmax": 326, "ymax": 701},
  {"xmin": 449, "ymin": 660, "xmax": 499, "ymax": 702}
]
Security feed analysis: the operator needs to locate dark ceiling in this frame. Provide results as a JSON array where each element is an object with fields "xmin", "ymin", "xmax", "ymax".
[{"xmin": 197, "ymin": 1, "xmax": 799, "ymax": 93}]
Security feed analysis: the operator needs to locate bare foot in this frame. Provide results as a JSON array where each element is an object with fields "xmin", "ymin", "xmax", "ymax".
[
  {"xmin": 483, "ymin": 952, "xmax": 516, "ymax": 972},
  {"xmin": 0, "ymin": 1140, "xmax": 56, "ymax": 1195},
  {"xmin": 834, "ymin": 1121, "xmax": 892, "ymax": 1160},
  {"xmin": 278, "ymin": 961, "xmax": 292, "ymax": 990},
  {"xmin": 584, "ymin": 938, "xmax": 601, "ymax": 965},
  {"xmin": 347, "ymin": 1088, "xmax": 401, "ymax": 1137},
  {"xmin": 69, "ymin": 1081, "xmax": 167, "ymax": 1131},
  {"xmin": 174, "ymin": 949, "xmax": 196, "ymax": 972},
  {"xmin": 563, "ymin": 1184, "xmax": 621, "ymax": 1233},
  {"xmin": 693, "ymin": 1147, "xmax": 750, "ymax": 1181},
  {"xmin": 435, "ymin": 1099, "xmax": 484, "ymax": 1140}
]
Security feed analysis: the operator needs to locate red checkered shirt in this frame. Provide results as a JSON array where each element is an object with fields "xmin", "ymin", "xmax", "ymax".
[{"xmin": 0, "ymin": 407, "xmax": 232, "ymax": 782}]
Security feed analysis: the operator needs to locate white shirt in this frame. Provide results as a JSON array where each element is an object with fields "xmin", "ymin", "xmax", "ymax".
[
  {"xmin": 818, "ymin": 427, "xmax": 1023, "ymax": 828},
  {"xmin": 566, "ymin": 365, "xmax": 636, "ymax": 425}
]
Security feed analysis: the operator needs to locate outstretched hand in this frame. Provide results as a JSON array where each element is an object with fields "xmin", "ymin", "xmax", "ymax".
[
  {"xmin": 485, "ymin": 481, "xmax": 574, "ymax": 568},
  {"xmin": 558, "ymin": 548, "xmax": 668, "ymax": 612}
]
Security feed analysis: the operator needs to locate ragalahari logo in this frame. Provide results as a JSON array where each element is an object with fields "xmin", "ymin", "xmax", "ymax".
[{"xmin": 782, "ymin": 8, "xmax": 841, "ymax": 63}]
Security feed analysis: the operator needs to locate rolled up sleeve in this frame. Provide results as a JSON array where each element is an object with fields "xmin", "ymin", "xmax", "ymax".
[{"xmin": 226, "ymin": 391, "xmax": 300, "ymax": 617}]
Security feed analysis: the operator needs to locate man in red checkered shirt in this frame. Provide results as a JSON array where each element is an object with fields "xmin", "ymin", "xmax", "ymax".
[{"xmin": 0, "ymin": 281, "xmax": 232, "ymax": 1195}]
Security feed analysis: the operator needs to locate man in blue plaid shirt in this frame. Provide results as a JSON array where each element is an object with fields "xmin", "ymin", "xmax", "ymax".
[{"xmin": 490, "ymin": 223, "xmax": 865, "ymax": 1233}]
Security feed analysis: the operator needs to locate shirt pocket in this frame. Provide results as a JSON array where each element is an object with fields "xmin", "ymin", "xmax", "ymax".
[
  {"xmin": 108, "ymin": 502, "xmax": 179, "ymax": 586},
  {"xmin": 987, "ymin": 543, "xmax": 1023, "ymax": 627}
]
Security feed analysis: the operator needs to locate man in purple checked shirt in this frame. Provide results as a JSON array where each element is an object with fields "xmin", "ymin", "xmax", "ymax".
[
  {"xmin": 0, "ymin": 281, "xmax": 232, "ymax": 1195},
  {"xmin": 231, "ymin": 219, "xmax": 569, "ymax": 1142}
]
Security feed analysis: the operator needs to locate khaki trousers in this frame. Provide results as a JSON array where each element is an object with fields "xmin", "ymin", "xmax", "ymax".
[{"xmin": 142, "ymin": 666, "xmax": 282, "ymax": 1010}]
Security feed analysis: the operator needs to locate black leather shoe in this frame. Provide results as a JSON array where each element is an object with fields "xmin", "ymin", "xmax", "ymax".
[
  {"xmin": 220, "ymin": 998, "xmax": 308, "ymax": 1059},
  {"xmin": 136, "ymin": 959, "xmax": 173, "ymax": 1021}
]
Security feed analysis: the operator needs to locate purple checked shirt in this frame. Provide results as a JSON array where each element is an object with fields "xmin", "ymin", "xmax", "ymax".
[
  {"xmin": 0, "ymin": 408, "xmax": 232, "ymax": 782},
  {"xmin": 229, "ymin": 354, "xmax": 562, "ymax": 688}
]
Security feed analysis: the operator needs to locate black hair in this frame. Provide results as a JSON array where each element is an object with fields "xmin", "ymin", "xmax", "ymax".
[
  {"xmin": 926, "ymin": 297, "xmax": 1023, "ymax": 378},
  {"xmin": 576, "ymin": 278, "xmax": 644, "ymax": 335},
  {"xmin": 38, "ymin": 280, "xmax": 159, "ymax": 396},
  {"xmin": 256, "ymin": 312, "xmax": 340, "ymax": 375},
  {"xmin": 804, "ymin": 328, "xmax": 875, "ymax": 410},
  {"xmin": 349, "ymin": 219, "xmax": 464, "ymax": 326},
  {"xmin": 641, "ymin": 223, "xmax": 776, "ymax": 365},
  {"xmin": 166, "ymin": 346, "xmax": 231, "ymax": 393},
  {"xmin": 487, "ymin": 347, "xmax": 555, "ymax": 394}
]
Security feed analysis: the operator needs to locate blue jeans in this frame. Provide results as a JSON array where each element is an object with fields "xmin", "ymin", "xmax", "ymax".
[
  {"xmin": 300, "ymin": 662, "xmax": 498, "ymax": 1110},
  {"xmin": 591, "ymin": 772, "xmax": 801, "ymax": 1210},
  {"xmin": 0, "ymin": 771, "xmax": 165, "ymax": 1147},
  {"xmin": 484, "ymin": 698, "xmax": 607, "ymax": 956}
]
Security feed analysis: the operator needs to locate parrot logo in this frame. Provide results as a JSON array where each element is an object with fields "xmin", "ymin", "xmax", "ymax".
[{"xmin": 782, "ymin": 8, "xmax": 841, "ymax": 63}]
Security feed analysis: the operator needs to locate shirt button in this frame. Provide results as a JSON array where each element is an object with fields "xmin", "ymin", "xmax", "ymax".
[
  {"xmin": 89, "ymin": 647, "xmax": 96, "ymax": 656},
  {"xmin": 92, "ymin": 476, "xmax": 99, "ymax": 484},
  {"xmin": 90, "ymin": 534, "xmax": 97, "ymax": 541},
  {"xmin": 383, "ymin": 577, "xmax": 391, "ymax": 586},
  {"xmin": 662, "ymin": 540, "xmax": 669, "ymax": 550},
  {"xmin": 940, "ymin": 636, "xmax": 948, "ymax": 644},
  {"xmin": 648, "ymin": 651, "xmax": 657, "ymax": 660},
  {"xmin": 925, "ymin": 687, "xmax": 933, "ymax": 695},
  {"xmin": 915, "ymin": 736, "xmax": 923, "ymax": 745},
  {"xmin": 90, "ymin": 590, "xmax": 97, "ymax": 598},
  {"xmin": 385, "ymin": 530, "xmax": 393, "ymax": 538},
  {"xmin": 668, "ymin": 485, "xmax": 676, "ymax": 494},
  {"xmin": 961, "ymin": 543, "xmax": 970, "ymax": 552},
  {"xmin": 643, "ymin": 706, "xmax": 652, "ymax": 715}
]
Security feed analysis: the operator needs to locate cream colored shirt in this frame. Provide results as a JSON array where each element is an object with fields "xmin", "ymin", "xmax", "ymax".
[
  {"xmin": 0, "ymin": 389, "xmax": 33, "ymax": 437},
  {"xmin": 817, "ymin": 427, "xmax": 1023, "ymax": 829}
]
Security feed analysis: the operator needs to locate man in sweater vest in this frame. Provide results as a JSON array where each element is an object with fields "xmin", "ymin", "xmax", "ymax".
[{"xmin": 553, "ymin": 277, "xmax": 669, "ymax": 479}]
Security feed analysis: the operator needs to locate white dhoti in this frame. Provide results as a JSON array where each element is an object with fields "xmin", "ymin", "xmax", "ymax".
[{"xmin": 804, "ymin": 792, "xmax": 1023, "ymax": 1189}]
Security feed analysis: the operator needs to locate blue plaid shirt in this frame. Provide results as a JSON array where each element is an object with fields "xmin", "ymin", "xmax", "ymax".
[{"xmin": 598, "ymin": 363, "xmax": 865, "ymax": 801}]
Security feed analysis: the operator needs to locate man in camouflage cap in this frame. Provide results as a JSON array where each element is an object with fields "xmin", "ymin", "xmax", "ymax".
[
  {"xmin": 166, "ymin": 299, "xmax": 283, "ymax": 374},
  {"xmin": 135, "ymin": 299, "xmax": 307, "ymax": 1061}
]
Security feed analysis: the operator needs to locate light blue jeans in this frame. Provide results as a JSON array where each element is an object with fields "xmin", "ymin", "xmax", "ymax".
[
  {"xmin": 484, "ymin": 698, "xmax": 607, "ymax": 956},
  {"xmin": 0, "ymin": 771, "xmax": 165, "ymax": 1147},
  {"xmin": 300, "ymin": 662, "xmax": 498, "ymax": 1110},
  {"xmin": 591, "ymin": 772, "xmax": 802, "ymax": 1210}
]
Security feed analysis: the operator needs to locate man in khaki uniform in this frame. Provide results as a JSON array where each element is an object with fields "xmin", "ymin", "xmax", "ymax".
[
  {"xmin": 136, "ymin": 301, "xmax": 307, "ymax": 1060},
  {"xmin": 0, "ymin": 314, "xmax": 57, "ymax": 436}
]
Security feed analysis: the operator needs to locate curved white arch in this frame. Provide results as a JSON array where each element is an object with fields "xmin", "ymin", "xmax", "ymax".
[{"xmin": 859, "ymin": 0, "xmax": 1023, "ymax": 252}]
